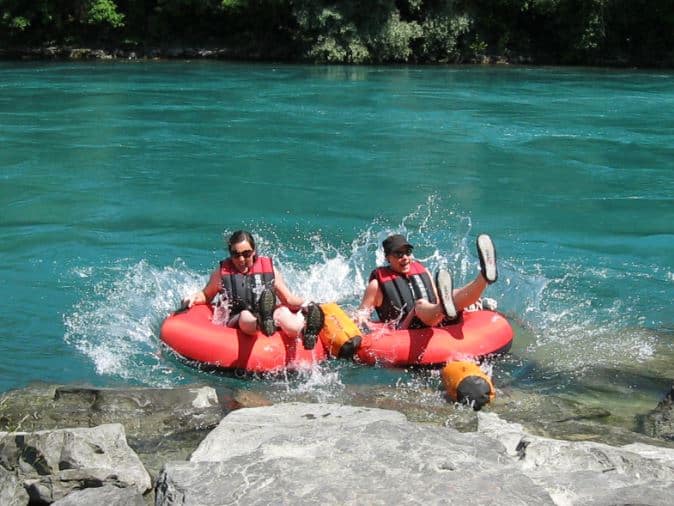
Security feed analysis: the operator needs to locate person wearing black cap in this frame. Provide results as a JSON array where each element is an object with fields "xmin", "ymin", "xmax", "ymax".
[{"xmin": 358, "ymin": 233, "xmax": 497, "ymax": 329}]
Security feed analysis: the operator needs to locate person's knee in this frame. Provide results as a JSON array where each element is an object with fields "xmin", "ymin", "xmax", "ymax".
[
  {"xmin": 273, "ymin": 306, "xmax": 292, "ymax": 322},
  {"xmin": 238, "ymin": 310, "xmax": 258, "ymax": 335},
  {"xmin": 414, "ymin": 299, "xmax": 443, "ymax": 326},
  {"xmin": 274, "ymin": 307, "xmax": 304, "ymax": 338},
  {"xmin": 414, "ymin": 298, "xmax": 435, "ymax": 317},
  {"xmin": 414, "ymin": 299, "xmax": 428, "ymax": 310}
]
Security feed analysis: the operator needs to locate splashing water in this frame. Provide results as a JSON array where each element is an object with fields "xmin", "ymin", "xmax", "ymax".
[
  {"xmin": 63, "ymin": 259, "xmax": 203, "ymax": 387},
  {"xmin": 61, "ymin": 195, "xmax": 671, "ymax": 403}
]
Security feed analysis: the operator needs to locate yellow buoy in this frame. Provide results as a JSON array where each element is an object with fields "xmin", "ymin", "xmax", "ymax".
[
  {"xmin": 441, "ymin": 360, "xmax": 495, "ymax": 410},
  {"xmin": 319, "ymin": 302, "xmax": 362, "ymax": 359}
]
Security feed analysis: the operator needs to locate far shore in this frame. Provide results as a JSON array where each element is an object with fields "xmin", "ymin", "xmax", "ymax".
[{"xmin": 1, "ymin": 45, "xmax": 645, "ymax": 68}]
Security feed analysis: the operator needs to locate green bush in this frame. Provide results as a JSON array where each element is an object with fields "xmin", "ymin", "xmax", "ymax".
[
  {"xmin": 420, "ymin": 13, "xmax": 471, "ymax": 63},
  {"xmin": 87, "ymin": 0, "xmax": 125, "ymax": 28}
]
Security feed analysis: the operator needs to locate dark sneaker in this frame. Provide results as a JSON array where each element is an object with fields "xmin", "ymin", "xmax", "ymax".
[
  {"xmin": 229, "ymin": 298, "xmax": 247, "ymax": 315},
  {"xmin": 257, "ymin": 289, "xmax": 276, "ymax": 336},
  {"xmin": 436, "ymin": 269, "xmax": 457, "ymax": 321},
  {"xmin": 302, "ymin": 303, "xmax": 324, "ymax": 350},
  {"xmin": 477, "ymin": 234, "xmax": 497, "ymax": 284}
]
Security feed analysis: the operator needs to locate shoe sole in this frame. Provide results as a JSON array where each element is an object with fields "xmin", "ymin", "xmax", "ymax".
[
  {"xmin": 477, "ymin": 234, "xmax": 497, "ymax": 284},
  {"xmin": 303, "ymin": 304, "xmax": 324, "ymax": 350},
  {"xmin": 435, "ymin": 269, "xmax": 457, "ymax": 320},
  {"xmin": 258, "ymin": 289, "xmax": 276, "ymax": 336}
]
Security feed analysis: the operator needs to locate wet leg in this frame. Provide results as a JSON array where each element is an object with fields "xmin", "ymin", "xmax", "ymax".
[
  {"xmin": 452, "ymin": 275, "xmax": 488, "ymax": 310},
  {"xmin": 237, "ymin": 310, "xmax": 259, "ymax": 336},
  {"xmin": 401, "ymin": 299, "xmax": 445, "ymax": 328},
  {"xmin": 274, "ymin": 306, "xmax": 304, "ymax": 339}
]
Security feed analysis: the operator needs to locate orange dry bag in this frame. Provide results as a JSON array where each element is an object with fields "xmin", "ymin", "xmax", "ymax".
[
  {"xmin": 319, "ymin": 303, "xmax": 362, "ymax": 359},
  {"xmin": 441, "ymin": 360, "xmax": 495, "ymax": 411}
]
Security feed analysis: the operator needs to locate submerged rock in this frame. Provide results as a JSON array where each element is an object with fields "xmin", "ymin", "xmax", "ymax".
[
  {"xmin": 0, "ymin": 383, "xmax": 225, "ymax": 434},
  {"xmin": 491, "ymin": 387, "xmax": 673, "ymax": 446},
  {"xmin": 637, "ymin": 384, "xmax": 674, "ymax": 441}
]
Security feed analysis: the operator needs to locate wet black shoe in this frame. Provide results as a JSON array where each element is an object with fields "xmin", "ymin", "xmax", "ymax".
[
  {"xmin": 258, "ymin": 289, "xmax": 276, "ymax": 336},
  {"xmin": 435, "ymin": 269, "xmax": 457, "ymax": 321},
  {"xmin": 230, "ymin": 298, "xmax": 247, "ymax": 315},
  {"xmin": 477, "ymin": 234, "xmax": 497, "ymax": 284},
  {"xmin": 302, "ymin": 303, "xmax": 324, "ymax": 350}
]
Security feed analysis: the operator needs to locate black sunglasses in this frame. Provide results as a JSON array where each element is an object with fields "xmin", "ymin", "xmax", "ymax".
[
  {"xmin": 230, "ymin": 249, "xmax": 254, "ymax": 259},
  {"xmin": 391, "ymin": 248, "xmax": 413, "ymax": 259}
]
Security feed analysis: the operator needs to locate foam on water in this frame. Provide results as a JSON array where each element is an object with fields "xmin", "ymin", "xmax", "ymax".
[
  {"xmin": 63, "ymin": 259, "xmax": 203, "ymax": 387},
  {"xmin": 273, "ymin": 363, "xmax": 346, "ymax": 403}
]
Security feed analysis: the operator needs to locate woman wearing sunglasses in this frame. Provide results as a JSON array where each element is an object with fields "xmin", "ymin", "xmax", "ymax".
[
  {"xmin": 182, "ymin": 230, "xmax": 324, "ymax": 349},
  {"xmin": 358, "ymin": 233, "xmax": 497, "ymax": 330}
]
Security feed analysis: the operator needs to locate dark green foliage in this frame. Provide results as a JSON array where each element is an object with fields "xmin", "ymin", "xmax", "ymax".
[
  {"xmin": 291, "ymin": 0, "xmax": 422, "ymax": 63},
  {"xmin": 0, "ymin": 0, "xmax": 672, "ymax": 66},
  {"xmin": 0, "ymin": 0, "xmax": 126, "ymax": 45}
]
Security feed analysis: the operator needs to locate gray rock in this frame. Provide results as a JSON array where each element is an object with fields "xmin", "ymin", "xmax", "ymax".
[
  {"xmin": 52, "ymin": 484, "xmax": 145, "ymax": 506},
  {"xmin": 4, "ymin": 385, "xmax": 674, "ymax": 504},
  {"xmin": 156, "ymin": 403, "xmax": 554, "ymax": 505},
  {"xmin": 0, "ymin": 384, "xmax": 223, "ymax": 435},
  {"xmin": 478, "ymin": 411, "xmax": 674, "ymax": 505},
  {"xmin": 52, "ymin": 385, "xmax": 223, "ymax": 435},
  {"xmin": 0, "ymin": 465, "xmax": 29, "ymax": 506},
  {"xmin": 0, "ymin": 384, "xmax": 226, "ymax": 477},
  {"xmin": 638, "ymin": 384, "xmax": 674, "ymax": 441},
  {"xmin": 0, "ymin": 423, "xmax": 151, "ymax": 504}
]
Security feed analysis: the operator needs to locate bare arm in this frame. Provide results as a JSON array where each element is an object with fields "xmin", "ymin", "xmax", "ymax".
[
  {"xmin": 182, "ymin": 268, "xmax": 220, "ymax": 307},
  {"xmin": 357, "ymin": 278, "xmax": 382, "ymax": 326},
  {"xmin": 273, "ymin": 268, "xmax": 304, "ymax": 310}
]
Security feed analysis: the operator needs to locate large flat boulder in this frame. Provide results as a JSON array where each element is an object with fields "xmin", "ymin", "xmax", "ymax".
[{"xmin": 156, "ymin": 403, "xmax": 554, "ymax": 505}]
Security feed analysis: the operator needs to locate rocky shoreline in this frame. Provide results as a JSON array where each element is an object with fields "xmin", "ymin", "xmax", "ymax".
[
  {"xmin": 1, "ymin": 383, "xmax": 673, "ymax": 505},
  {"xmin": 0, "ymin": 46, "xmax": 246, "ymax": 62},
  {"xmin": 0, "ymin": 46, "xmax": 530, "ymax": 65}
]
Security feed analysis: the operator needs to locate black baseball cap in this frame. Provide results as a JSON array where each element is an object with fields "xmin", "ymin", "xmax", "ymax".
[{"xmin": 382, "ymin": 234, "xmax": 413, "ymax": 255}]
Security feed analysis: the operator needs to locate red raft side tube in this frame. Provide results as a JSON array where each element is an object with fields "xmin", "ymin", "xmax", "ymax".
[
  {"xmin": 160, "ymin": 304, "xmax": 328, "ymax": 373},
  {"xmin": 356, "ymin": 310, "xmax": 513, "ymax": 367}
]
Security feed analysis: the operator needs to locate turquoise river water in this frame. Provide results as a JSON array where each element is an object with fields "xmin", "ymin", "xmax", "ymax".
[{"xmin": 1, "ymin": 62, "xmax": 673, "ymax": 431}]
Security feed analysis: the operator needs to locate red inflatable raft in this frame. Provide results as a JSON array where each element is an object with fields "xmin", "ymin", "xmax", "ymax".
[
  {"xmin": 356, "ymin": 309, "xmax": 513, "ymax": 367},
  {"xmin": 160, "ymin": 304, "xmax": 328, "ymax": 373}
]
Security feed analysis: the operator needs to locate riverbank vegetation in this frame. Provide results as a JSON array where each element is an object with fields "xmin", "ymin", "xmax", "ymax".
[{"xmin": 1, "ymin": 0, "xmax": 673, "ymax": 66}]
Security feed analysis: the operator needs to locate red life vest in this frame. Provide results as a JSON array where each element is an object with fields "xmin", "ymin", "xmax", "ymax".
[
  {"xmin": 219, "ymin": 256, "xmax": 275, "ymax": 315},
  {"xmin": 370, "ymin": 261, "xmax": 436, "ymax": 327}
]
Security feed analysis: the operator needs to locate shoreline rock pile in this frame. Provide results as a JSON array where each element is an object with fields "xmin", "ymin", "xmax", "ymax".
[{"xmin": 1, "ymin": 385, "xmax": 673, "ymax": 505}]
